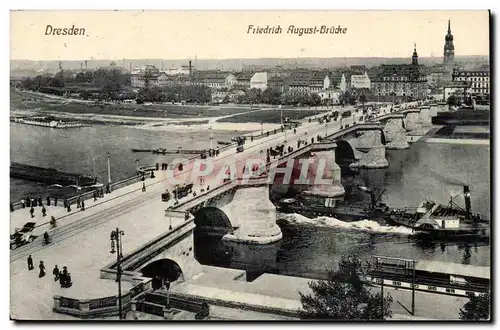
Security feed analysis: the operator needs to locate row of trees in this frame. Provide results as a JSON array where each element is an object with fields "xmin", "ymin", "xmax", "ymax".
[
  {"xmin": 21, "ymin": 69, "xmax": 131, "ymax": 99},
  {"xmin": 233, "ymin": 87, "xmax": 323, "ymax": 106},
  {"xmin": 299, "ymin": 256, "xmax": 490, "ymax": 320},
  {"xmin": 136, "ymin": 85, "xmax": 212, "ymax": 103}
]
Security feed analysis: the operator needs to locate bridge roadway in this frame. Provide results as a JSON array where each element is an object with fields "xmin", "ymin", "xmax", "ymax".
[{"xmin": 9, "ymin": 103, "xmax": 405, "ymax": 320}]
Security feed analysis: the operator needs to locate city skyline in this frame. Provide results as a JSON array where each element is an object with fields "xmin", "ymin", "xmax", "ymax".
[{"xmin": 10, "ymin": 11, "xmax": 490, "ymax": 61}]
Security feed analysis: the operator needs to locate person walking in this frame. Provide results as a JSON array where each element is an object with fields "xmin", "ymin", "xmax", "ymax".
[
  {"xmin": 26, "ymin": 197, "xmax": 31, "ymax": 208},
  {"xmin": 54, "ymin": 196, "xmax": 58, "ymax": 207},
  {"xmin": 53, "ymin": 265, "xmax": 60, "ymax": 281},
  {"xmin": 27, "ymin": 255, "xmax": 34, "ymax": 271},
  {"xmin": 50, "ymin": 216, "xmax": 57, "ymax": 228},
  {"xmin": 41, "ymin": 206, "xmax": 47, "ymax": 217},
  {"xmin": 77, "ymin": 196, "xmax": 81, "ymax": 209},
  {"xmin": 81, "ymin": 200, "xmax": 85, "ymax": 211},
  {"xmin": 30, "ymin": 207, "xmax": 35, "ymax": 218},
  {"xmin": 38, "ymin": 261, "xmax": 46, "ymax": 278},
  {"xmin": 142, "ymin": 182, "xmax": 146, "ymax": 192}
]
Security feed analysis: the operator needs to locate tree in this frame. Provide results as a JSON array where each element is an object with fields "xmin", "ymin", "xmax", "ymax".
[
  {"xmin": 459, "ymin": 292, "xmax": 490, "ymax": 321},
  {"xmin": 299, "ymin": 256, "xmax": 393, "ymax": 320},
  {"xmin": 447, "ymin": 95, "xmax": 461, "ymax": 107}
]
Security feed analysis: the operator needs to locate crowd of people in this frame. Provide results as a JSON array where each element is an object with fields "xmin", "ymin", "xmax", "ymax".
[{"xmin": 26, "ymin": 255, "xmax": 73, "ymax": 288}]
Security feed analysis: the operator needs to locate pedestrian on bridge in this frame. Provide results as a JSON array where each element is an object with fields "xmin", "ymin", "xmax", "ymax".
[
  {"xmin": 151, "ymin": 171, "xmax": 155, "ymax": 179},
  {"xmin": 53, "ymin": 265, "xmax": 60, "ymax": 281},
  {"xmin": 81, "ymin": 200, "xmax": 85, "ymax": 211},
  {"xmin": 93, "ymin": 190, "xmax": 98, "ymax": 201},
  {"xmin": 156, "ymin": 163, "xmax": 159, "ymax": 171},
  {"xmin": 26, "ymin": 197, "xmax": 31, "ymax": 208},
  {"xmin": 67, "ymin": 204, "xmax": 71, "ymax": 213},
  {"xmin": 46, "ymin": 196, "xmax": 51, "ymax": 206},
  {"xmin": 33, "ymin": 199, "xmax": 37, "ymax": 207},
  {"xmin": 142, "ymin": 183, "xmax": 146, "ymax": 192},
  {"xmin": 50, "ymin": 216, "xmax": 57, "ymax": 228},
  {"xmin": 54, "ymin": 197, "xmax": 58, "ymax": 207},
  {"xmin": 77, "ymin": 196, "xmax": 81, "ymax": 209},
  {"xmin": 38, "ymin": 261, "xmax": 46, "ymax": 278},
  {"xmin": 27, "ymin": 255, "xmax": 34, "ymax": 271},
  {"xmin": 41, "ymin": 206, "xmax": 46, "ymax": 217},
  {"xmin": 30, "ymin": 207, "xmax": 34, "ymax": 218}
]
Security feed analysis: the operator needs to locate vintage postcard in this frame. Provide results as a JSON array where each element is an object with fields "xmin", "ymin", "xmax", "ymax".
[{"xmin": 9, "ymin": 10, "xmax": 491, "ymax": 321}]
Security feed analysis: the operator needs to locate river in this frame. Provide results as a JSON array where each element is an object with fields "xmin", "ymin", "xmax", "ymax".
[
  {"xmin": 10, "ymin": 122, "xmax": 491, "ymax": 281},
  {"xmin": 195, "ymin": 136, "xmax": 491, "ymax": 280}
]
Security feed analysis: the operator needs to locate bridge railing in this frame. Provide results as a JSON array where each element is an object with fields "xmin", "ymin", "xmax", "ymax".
[
  {"xmin": 99, "ymin": 210, "xmax": 193, "ymax": 275},
  {"xmin": 53, "ymin": 276, "xmax": 152, "ymax": 318}
]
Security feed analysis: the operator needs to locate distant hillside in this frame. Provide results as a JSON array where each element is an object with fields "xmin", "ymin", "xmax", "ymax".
[{"xmin": 10, "ymin": 56, "xmax": 489, "ymax": 77}]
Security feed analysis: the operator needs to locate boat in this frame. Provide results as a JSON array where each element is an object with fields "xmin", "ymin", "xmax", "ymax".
[
  {"xmin": 10, "ymin": 162, "xmax": 97, "ymax": 188},
  {"xmin": 131, "ymin": 148, "xmax": 153, "ymax": 153},
  {"xmin": 11, "ymin": 117, "xmax": 86, "ymax": 128},
  {"xmin": 277, "ymin": 185, "xmax": 391, "ymax": 222},
  {"xmin": 387, "ymin": 186, "xmax": 489, "ymax": 239},
  {"xmin": 152, "ymin": 148, "xmax": 167, "ymax": 154}
]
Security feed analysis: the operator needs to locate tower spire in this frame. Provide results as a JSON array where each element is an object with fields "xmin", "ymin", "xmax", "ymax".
[{"xmin": 448, "ymin": 19, "xmax": 451, "ymax": 34}]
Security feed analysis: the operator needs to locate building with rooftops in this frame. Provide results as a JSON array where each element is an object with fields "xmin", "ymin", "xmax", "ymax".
[
  {"xmin": 452, "ymin": 68, "xmax": 490, "ymax": 96},
  {"xmin": 250, "ymin": 72, "xmax": 268, "ymax": 91},
  {"xmin": 370, "ymin": 45, "xmax": 427, "ymax": 101}
]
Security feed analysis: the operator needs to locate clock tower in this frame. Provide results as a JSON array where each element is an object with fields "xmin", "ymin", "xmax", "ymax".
[{"xmin": 443, "ymin": 20, "xmax": 455, "ymax": 69}]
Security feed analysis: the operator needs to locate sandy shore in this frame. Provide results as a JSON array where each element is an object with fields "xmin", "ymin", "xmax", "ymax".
[{"xmin": 426, "ymin": 137, "xmax": 490, "ymax": 145}]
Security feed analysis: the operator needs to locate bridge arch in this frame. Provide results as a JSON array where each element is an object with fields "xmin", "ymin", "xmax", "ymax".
[
  {"xmin": 193, "ymin": 206, "xmax": 234, "ymax": 236},
  {"xmin": 334, "ymin": 139, "xmax": 356, "ymax": 167},
  {"xmin": 140, "ymin": 257, "xmax": 185, "ymax": 282}
]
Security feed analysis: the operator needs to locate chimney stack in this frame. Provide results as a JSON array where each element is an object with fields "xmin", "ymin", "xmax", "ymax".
[{"xmin": 463, "ymin": 186, "xmax": 471, "ymax": 219}]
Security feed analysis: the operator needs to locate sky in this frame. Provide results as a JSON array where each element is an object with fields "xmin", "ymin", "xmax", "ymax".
[{"xmin": 10, "ymin": 10, "xmax": 490, "ymax": 61}]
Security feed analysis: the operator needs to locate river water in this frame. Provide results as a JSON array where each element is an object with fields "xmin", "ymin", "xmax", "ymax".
[
  {"xmin": 195, "ymin": 136, "xmax": 491, "ymax": 280},
  {"xmin": 10, "ymin": 122, "xmax": 491, "ymax": 281}
]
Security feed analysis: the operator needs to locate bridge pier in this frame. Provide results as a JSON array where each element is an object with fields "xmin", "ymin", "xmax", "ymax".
[
  {"xmin": 348, "ymin": 129, "xmax": 388, "ymax": 169},
  {"xmin": 383, "ymin": 117, "xmax": 409, "ymax": 150},
  {"xmin": 429, "ymin": 104, "xmax": 438, "ymax": 118},
  {"xmin": 419, "ymin": 106, "xmax": 432, "ymax": 126},
  {"xmin": 403, "ymin": 111, "xmax": 421, "ymax": 132},
  {"xmin": 301, "ymin": 142, "xmax": 345, "ymax": 198},
  {"xmin": 222, "ymin": 177, "xmax": 283, "ymax": 244}
]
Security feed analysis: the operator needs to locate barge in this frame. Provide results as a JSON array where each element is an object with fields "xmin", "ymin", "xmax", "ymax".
[
  {"xmin": 10, "ymin": 162, "xmax": 97, "ymax": 188},
  {"xmin": 12, "ymin": 117, "xmax": 86, "ymax": 128},
  {"xmin": 277, "ymin": 185, "xmax": 391, "ymax": 222},
  {"xmin": 363, "ymin": 255, "xmax": 489, "ymax": 298}
]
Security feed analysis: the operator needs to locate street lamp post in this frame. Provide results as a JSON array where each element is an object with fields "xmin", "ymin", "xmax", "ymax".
[
  {"xmin": 209, "ymin": 125, "xmax": 213, "ymax": 150},
  {"xmin": 110, "ymin": 228, "xmax": 125, "ymax": 320},
  {"xmin": 107, "ymin": 152, "xmax": 112, "ymax": 186}
]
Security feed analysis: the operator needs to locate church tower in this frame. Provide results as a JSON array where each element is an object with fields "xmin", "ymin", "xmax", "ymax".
[
  {"xmin": 443, "ymin": 20, "xmax": 455, "ymax": 69},
  {"xmin": 412, "ymin": 43, "xmax": 419, "ymax": 66}
]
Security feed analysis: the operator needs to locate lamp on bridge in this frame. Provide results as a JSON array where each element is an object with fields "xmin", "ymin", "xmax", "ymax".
[
  {"xmin": 165, "ymin": 209, "xmax": 172, "ymax": 230},
  {"xmin": 110, "ymin": 228, "xmax": 125, "ymax": 320}
]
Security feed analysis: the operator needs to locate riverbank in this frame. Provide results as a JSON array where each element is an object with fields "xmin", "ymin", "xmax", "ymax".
[{"xmin": 426, "ymin": 138, "xmax": 490, "ymax": 145}]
